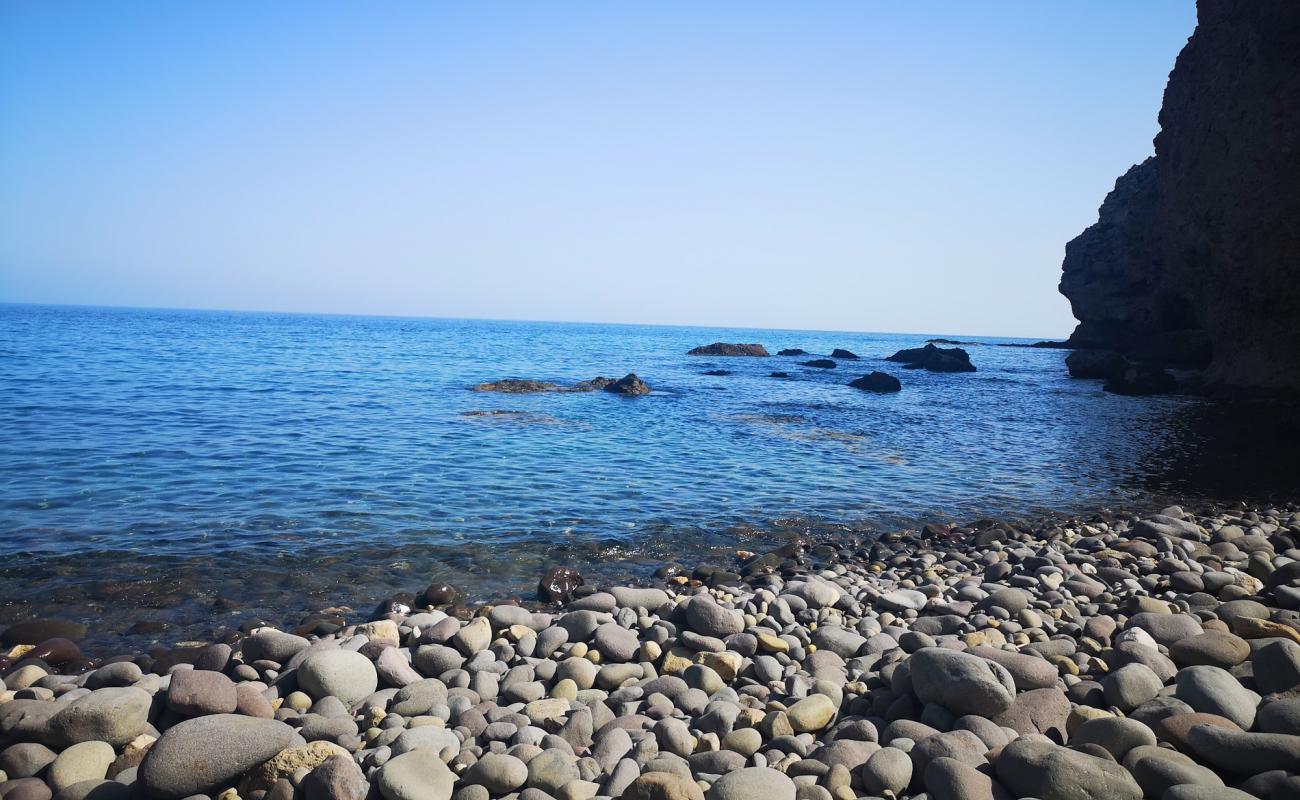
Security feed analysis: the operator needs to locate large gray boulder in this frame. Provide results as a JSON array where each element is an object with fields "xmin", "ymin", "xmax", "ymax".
[{"xmin": 139, "ymin": 714, "xmax": 296, "ymax": 799}]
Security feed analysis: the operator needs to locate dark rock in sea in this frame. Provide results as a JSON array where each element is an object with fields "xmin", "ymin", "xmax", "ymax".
[
  {"xmin": 1059, "ymin": 0, "xmax": 1300, "ymax": 391},
  {"xmin": 1104, "ymin": 364, "xmax": 1179, "ymax": 396},
  {"xmin": 702, "ymin": 369, "xmax": 732, "ymax": 376},
  {"xmin": 422, "ymin": 583, "xmax": 459, "ymax": 607},
  {"xmin": 538, "ymin": 566, "xmax": 583, "ymax": 604},
  {"xmin": 571, "ymin": 376, "xmax": 615, "ymax": 391},
  {"xmin": 602, "ymin": 373, "xmax": 651, "ymax": 396},
  {"xmin": 371, "ymin": 595, "xmax": 415, "ymax": 620},
  {"xmin": 849, "ymin": 372, "xmax": 902, "ymax": 393},
  {"xmin": 686, "ymin": 343, "xmax": 769, "ymax": 357},
  {"xmin": 1066, "ymin": 350, "xmax": 1129, "ymax": 380},
  {"xmin": 927, "ymin": 338, "xmax": 975, "ymax": 346},
  {"xmin": 885, "ymin": 343, "xmax": 976, "ymax": 373},
  {"xmin": 831, "ymin": 349, "xmax": 860, "ymax": 360},
  {"xmin": 471, "ymin": 379, "xmax": 558, "ymax": 393},
  {"xmin": 21, "ymin": 638, "xmax": 81, "ymax": 667},
  {"xmin": 769, "ymin": 372, "xmax": 790, "ymax": 378},
  {"xmin": 1, "ymin": 620, "xmax": 86, "ymax": 646},
  {"xmin": 801, "ymin": 359, "xmax": 836, "ymax": 369},
  {"xmin": 776, "ymin": 348, "xmax": 807, "ymax": 356}
]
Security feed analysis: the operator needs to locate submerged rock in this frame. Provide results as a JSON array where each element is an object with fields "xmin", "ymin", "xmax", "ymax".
[
  {"xmin": 1104, "ymin": 363, "xmax": 1178, "ymax": 395},
  {"xmin": 801, "ymin": 359, "xmax": 836, "ymax": 369},
  {"xmin": 1066, "ymin": 349, "xmax": 1128, "ymax": 380},
  {"xmin": 471, "ymin": 378, "xmax": 558, "ymax": 393},
  {"xmin": 830, "ymin": 348, "xmax": 860, "ymax": 360},
  {"xmin": 776, "ymin": 348, "xmax": 807, "ymax": 356},
  {"xmin": 537, "ymin": 566, "xmax": 583, "ymax": 604},
  {"xmin": 686, "ymin": 343, "xmax": 769, "ymax": 356}
]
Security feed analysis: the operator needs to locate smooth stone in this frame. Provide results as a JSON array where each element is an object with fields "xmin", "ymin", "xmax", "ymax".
[
  {"xmin": 860, "ymin": 746, "xmax": 912, "ymax": 796},
  {"xmin": 1186, "ymin": 724, "xmax": 1300, "ymax": 774},
  {"xmin": 297, "ymin": 650, "xmax": 379, "ymax": 709},
  {"xmin": 1254, "ymin": 640, "xmax": 1300, "ymax": 695},
  {"xmin": 591, "ymin": 624, "xmax": 639, "ymax": 663},
  {"xmin": 0, "ymin": 744, "xmax": 57, "ymax": 779},
  {"xmin": 623, "ymin": 771, "xmax": 705, "ymax": 800},
  {"xmin": 242, "ymin": 629, "xmax": 310, "ymax": 663},
  {"xmin": 1174, "ymin": 666, "xmax": 1259, "ymax": 729},
  {"xmin": 1169, "ymin": 632, "xmax": 1250, "ymax": 668},
  {"xmin": 299, "ymin": 754, "xmax": 368, "ymax": 800},
  {"xmin": 995, "ymin": 738, "xmax": 1141, "ymax": 800},
  {"xmin": 925, "ymin": 756, "xmax": 1006, "ymax": 800},
  {"xmin": 910, "ymin": 647, "xmax": 1015, "ymax": 718},
  {"xmin": 706, "ymin": 767, "xmax": 796, "ymax": 800},
  {"xmin": 48, "ymin": 742, "xmax": 114, "ymax": 792},
  {"xmin": 139, "ymin": 714, "xmax": 297, "ymax": 799},
  {"xmin": 1071, "ymin": 717, "xmax": 1156, "ymax": 759},
  {"xmin": 376, "ymin": 750, "xmax": 455, "ymax": 800},
  {"xmin": 1103, "ymin": 664, "xmax": 1164, "ymax": 712},
  {"xmin": 461, "ymin": 754, "xmax": 527, "ymax": 795},
  {"xmin": 167, "ymin": 669, "xmax": 238, "ymax": 716},
  {"xmin": 1257, "ymin": 696, "xmax": 1300, "ymax": 735},
  {"xmin": 684, "ymin": 597, "xmax": 743, "ymax": 639},
  {"xmin": 1126, "ymin": 613, "xmax": 1203, "ymax": 647},
  {"xmin": 390, "ymin": 726, "xmax": 460, "ymax": 756},
  {"xmin": 609, "ymin": 587, "xmax": 671, "ymax": 610},
  {"xmin": 453, "ymin": 618, "xmax": 493, "ymax": 655},
  {"xmin": 877, "ymin": 590, "xmax": 928, "ymax": 613},
  {"xmin": 787, "ymin": 694, "xmax": 837, "ymax": 733},
  {"xmin": 50, "ymin": 688, "xmax": 152, "ymax": 747},
  {"xmin": 970, "ymin": 646, "xmax": 1058, "ymax": 690},
  {"xmin": 525, "ymin": 750, "xmax": 579, "ymax": 794},
  {"xmin": 1163, "ymin": 788, "xmax": 1259, "ymax": 800}
]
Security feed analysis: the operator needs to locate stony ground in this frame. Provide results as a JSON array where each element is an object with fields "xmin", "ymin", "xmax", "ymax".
[{"xmin": 4, "ymin": 505, "xmax": 1300, "ymax": 800}]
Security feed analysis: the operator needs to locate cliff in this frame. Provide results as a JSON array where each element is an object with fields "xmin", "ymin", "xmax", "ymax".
[{"xmin": 1060, "ymin": 0, "xmax": 1300, "ymax": 391}]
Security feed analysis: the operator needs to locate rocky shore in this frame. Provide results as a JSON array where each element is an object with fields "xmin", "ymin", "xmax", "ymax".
[{"xmin": 5, "ymin": 505, "xmax": 1300, "ymax": 800}]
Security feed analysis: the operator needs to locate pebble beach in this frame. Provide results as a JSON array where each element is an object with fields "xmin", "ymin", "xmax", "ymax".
[{"xmin": 4, "ymin": 504, "xmax": 1300, "ymax": 800}]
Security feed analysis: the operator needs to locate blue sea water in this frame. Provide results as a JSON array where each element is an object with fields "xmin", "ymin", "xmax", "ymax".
[{"xmin": 0, "ymin": 304, "xmax": 1291, "ymax": 648}]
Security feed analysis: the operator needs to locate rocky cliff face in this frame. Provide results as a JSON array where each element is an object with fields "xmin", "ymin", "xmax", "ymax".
[{"xmin": 1060, "ymin": 0, "xmax": 1300, "ymax": 391}]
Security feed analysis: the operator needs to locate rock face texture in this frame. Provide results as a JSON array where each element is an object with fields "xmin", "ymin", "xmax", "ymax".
[{"xmin": 1060, "ymin": 0, "xmax": 1300, "ymax": 391}]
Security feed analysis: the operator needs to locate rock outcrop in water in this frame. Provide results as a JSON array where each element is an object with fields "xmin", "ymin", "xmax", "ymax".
[
  {"xmin": 1059, "ymin": 0, "xmax": 1300, "ymax": 391},
  {"xmin": 848, "ymin": 371, "xmax": 902, "ymax": 393},
  {"xmin": 686, "ymin": 343, "xmax": 769, "ymax": 357},
  {"xmin": 472, "ymin": 374, "xmax": 652, "ymax": 395},
  {"xmin": 885, "ymin": 343, "xmax": 976, "ymax": 373}
]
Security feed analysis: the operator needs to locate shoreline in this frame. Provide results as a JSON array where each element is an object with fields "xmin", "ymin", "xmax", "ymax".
[
  {"xmin": 0, "ymin": 500, "xmax": 1221, "ymax": 657},
  {"xmin": 3, "ymin": 502, "xmax": 1300, "ymax": 799}
]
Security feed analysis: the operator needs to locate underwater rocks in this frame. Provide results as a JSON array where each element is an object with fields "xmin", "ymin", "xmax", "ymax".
[
  {"xmin": 472, "ymin": 373, "xmax": 652, "ymax": 396},
  {"xmin": 1066, "ymin": 351, "xmax": 1179, "ymax": 396},
  {"xmin": 686, "ymin": 343, "xmax": 770, "ymax": 357},
  {"xmin": 4, "ymin": 503, "xmax": 1300, "ymax": 799}
]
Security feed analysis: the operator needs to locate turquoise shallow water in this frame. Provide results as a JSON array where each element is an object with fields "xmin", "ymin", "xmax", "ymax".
[{"xmin": 0, "ymin": 304, "xmax": 1293, "ymax": 649}]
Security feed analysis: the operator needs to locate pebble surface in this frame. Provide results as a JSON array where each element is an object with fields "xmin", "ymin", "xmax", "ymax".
[{"xmin": 4, "ymin": 504, "xmax": 1300, "ymax": 799}]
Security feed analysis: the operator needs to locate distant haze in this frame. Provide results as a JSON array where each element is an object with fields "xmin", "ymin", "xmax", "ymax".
[{"xmin": 0, "ymin": 1, "xmax": 1194, "ymax": 338}]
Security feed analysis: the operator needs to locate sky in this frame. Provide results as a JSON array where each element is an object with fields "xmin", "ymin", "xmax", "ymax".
[{"xmin": 0, "ymin": 1, "xmax": 1196, "ymax": 338}]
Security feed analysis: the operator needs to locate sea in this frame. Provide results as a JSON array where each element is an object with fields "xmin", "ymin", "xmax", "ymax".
[{"xmin": 1, "ymin": 304, "xmax": 1294, "ymax": 650}]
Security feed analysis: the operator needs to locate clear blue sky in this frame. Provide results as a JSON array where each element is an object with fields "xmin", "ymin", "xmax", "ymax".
[{"xmin": 0, "ymin": 1, "xmax": 1194, "ymax": 337}]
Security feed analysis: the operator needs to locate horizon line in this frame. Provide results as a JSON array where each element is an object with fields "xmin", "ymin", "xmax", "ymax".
[{"xmin": 0, "ymin": 300, "xmax": 1069, "ymax": 343}]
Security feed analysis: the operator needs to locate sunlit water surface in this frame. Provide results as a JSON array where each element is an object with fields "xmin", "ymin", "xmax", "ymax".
[{"xmin": 1, "ymin": 305, "xmax": 1295, "ymax": 650}]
